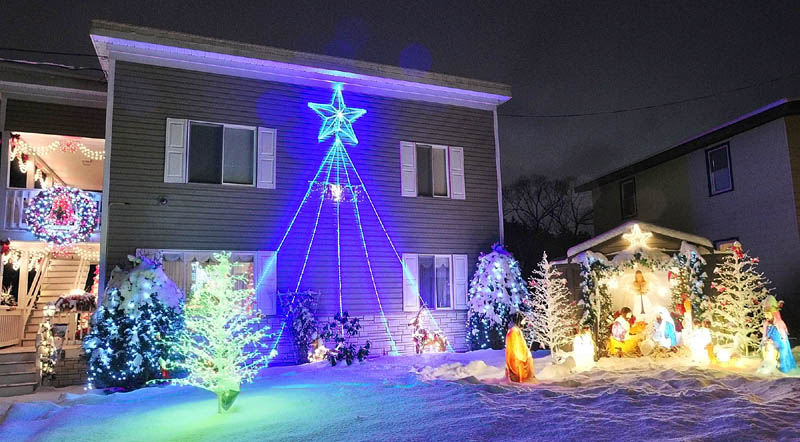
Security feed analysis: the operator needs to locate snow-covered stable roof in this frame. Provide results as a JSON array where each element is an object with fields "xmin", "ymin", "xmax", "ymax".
[{"xmin": 565, "ymin": 221, "xmax": 713, "ymax": 262}]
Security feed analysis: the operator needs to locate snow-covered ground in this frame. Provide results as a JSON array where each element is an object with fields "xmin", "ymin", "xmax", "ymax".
[{"xmin": 2, "ymin": 350, "xmax": 800, "ymax": 442}]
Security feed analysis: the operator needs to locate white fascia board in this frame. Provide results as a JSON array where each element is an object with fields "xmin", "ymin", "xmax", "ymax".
[
  {"xmin": 91, "ymin": 35, "xmax": 510, "ymax": 110},
  {"xmin": 0, "ymin": 81, "xmax": 107, "ymax": 109}
]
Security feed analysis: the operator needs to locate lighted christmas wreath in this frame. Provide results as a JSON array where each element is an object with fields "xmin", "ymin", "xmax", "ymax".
[{"xmin": 25, "ymin": 186, "xmax": 99, "ymax": 245}]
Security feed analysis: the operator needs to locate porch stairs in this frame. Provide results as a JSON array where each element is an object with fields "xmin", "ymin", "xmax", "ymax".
[
  {"xmin": 22, "ymin": 258, "xmax": 91, "ymax": 348},
  {"xmin": 0, "ymin": 347, "xmax": 37, "ymax": 397}
]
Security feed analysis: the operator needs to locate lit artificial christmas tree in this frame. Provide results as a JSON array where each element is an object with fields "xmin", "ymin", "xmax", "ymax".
[
  {"xmin": 171, "ymin": 252, "xmax": 276, "ymax": 413},
  {"xmin": 527, "ymin": 252, "xmax": 578, "ymax": 361},
  {"xmin": 709, "ymin": 242, "xmax": 771, "ymax": 355},
  {"xmin": 466, "ymin": 244, "xmax": 529, "ymax": 350},
  {"xmin": 669, "ymin": 243, "xmax": 708, "ymax": 324},
  {"xmin": 84, "ymin": 257, "xmax": 184, "ymax": 390}
]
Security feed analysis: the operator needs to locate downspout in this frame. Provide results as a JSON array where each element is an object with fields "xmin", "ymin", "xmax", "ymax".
[
  {"xmin": 98, "ymin": 58, "xmax": 115, "ymax": 300},
  {"xmin": 492, "ymin": 107, "xmax": 504, "ymax": 243}
]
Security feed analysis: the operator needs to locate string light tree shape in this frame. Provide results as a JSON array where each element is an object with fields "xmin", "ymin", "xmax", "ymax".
[
  {"xmin": 527, "ymin": 252, "xmax": 578, "ymax": 362},
  {"xmin": 172, "ymin": 253, "xmax": 276, "ymax": 413},
  {"xmin": 708, "ymin": 241, "xmax": 772, "ymax": 356},
  {"xmin": 261, "ymin": 83, "xmax": 454, "ymax": 359},
  {"xmin": 466, "ymin": 244, "xmax": 530, "ymax": 350}
]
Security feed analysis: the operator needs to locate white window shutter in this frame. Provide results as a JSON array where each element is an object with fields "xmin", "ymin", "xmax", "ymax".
[
  {"xmin": 449, "ymin": 146, "xmax": 465, "ymax": 200},
  {"xmin": 164, "ymin": 118, "xmax": 187, "ymax": 183},
  {"xmin": 402, "ymin": 253, "xmax": 419, "ymax": 312},
  {"xmin": 452, "ymin": 254, "xmax": 469, "ymax": 310},
  {"xmin": 400, "ymin": 141, "xmax": 417, "ymax": 197},
  {"xmin": 257, "ymin": 127, "xmax": 277, "ymax": 189},
  {"xmin": 255, "ymin": 250, "xmax": 277, "ymax": 315}
]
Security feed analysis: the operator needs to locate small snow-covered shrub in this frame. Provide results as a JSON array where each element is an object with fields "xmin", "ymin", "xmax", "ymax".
[
  {"xmin": 279, "ymin": 290, "xmax": 320, "ymax": 364},
  {"xmin": 319, "ymin": 312, "xmax": 370, "ymax": 366}
]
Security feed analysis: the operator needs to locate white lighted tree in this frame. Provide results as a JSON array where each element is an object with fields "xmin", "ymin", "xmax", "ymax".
[
  {"xmin": 709, "ymin": 242, "xmax": 771, "ymax": 355},
  {"xmin": 527, "ymin": 252, "xmax": 577, "ymax": 361},
  {"xmin": 172, "ymin": 252, "xmax": 275, "ymax": 412},
  {"xmin": 466, "ymin": 244, "xmax": 529, "ymax": 350}
]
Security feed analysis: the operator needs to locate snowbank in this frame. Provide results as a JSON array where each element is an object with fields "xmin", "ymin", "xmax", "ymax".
[{"xmin": 2, "ymin": 349, "xmax": 800, "ymax": 441}]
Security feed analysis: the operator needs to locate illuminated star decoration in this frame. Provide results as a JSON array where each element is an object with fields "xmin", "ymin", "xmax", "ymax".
[
  {"xmin": 307, "ymin": 84, "xmax": 366, "ymax": 145},
  {"xmin": 623, "ymin": 224, "xmax": 652, "ymax": 250}
]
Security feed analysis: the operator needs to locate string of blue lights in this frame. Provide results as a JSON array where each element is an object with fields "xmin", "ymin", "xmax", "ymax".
[{"xmin": 263, "ymin": 84, "xmax": 455, "ymax": 361}]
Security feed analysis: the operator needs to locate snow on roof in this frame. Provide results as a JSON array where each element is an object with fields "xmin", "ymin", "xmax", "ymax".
[{"xmin": 566, "ymin": 221, "xmax": 713, "ymax": 258}]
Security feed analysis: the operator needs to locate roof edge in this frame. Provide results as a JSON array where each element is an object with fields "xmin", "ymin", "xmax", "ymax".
[
  {"xmin": 576, "ymin": 98, "xmax": 800, "ymax": 192},
  {"xmin": 89, "ymin": 20, "xmax": 511, "ymax": 106}
]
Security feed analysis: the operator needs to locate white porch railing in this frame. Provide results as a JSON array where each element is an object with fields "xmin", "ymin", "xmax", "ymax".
[
  {"xmin": 4, "ymin": 188, "xmax": 102, "ymax": 231},
  {"xmin": 0, "ymin": 308, "xmax": 23, "ymax": 348}
]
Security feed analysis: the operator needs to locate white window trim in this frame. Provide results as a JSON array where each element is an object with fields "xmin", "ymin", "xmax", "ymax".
[
  {"xmin": 418, "ymin": 253, "xmax": 454, "ymax": 310},
  {"xmin": 149, "ymin": 249, "xmax": 256, "ymax": 295},
  {"xmin": 186, "ymin": 120, "xmax": 257, "ymax": 187}
]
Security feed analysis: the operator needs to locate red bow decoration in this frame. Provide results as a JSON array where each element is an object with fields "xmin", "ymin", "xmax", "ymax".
[{"xmin": 0, "ymin": 239, "xmax": 9, "ymax": 256}]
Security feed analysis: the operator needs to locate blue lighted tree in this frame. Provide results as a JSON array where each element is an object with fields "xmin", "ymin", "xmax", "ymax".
[{"xmin": 84, "ymin": 257, "xmax": 184, "ymax": 390}]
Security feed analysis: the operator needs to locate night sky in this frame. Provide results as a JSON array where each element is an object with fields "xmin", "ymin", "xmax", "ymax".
[{"xmin": 3, "ymin": 1, "xmax": 799, "ymax": 185}]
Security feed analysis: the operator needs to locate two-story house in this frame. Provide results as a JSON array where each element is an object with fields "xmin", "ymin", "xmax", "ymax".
[
  {"xmin": 89, "ymin": 21, "xmax": 510, "ymax": 362},
  {"xmin": 577, "ymin": 98, "xmax": 800, "ymax": 328}
]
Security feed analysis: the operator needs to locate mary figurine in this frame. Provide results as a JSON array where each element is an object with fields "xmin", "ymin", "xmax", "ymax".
[{"xmin": 762, "ymin": 296, "xmax": 797, "ymax": 373}]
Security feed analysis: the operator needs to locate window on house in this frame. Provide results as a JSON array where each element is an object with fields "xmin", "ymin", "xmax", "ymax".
[
  {"xmin": 188, "ymin": 122, "xmax": 256, "ymax": 186},
  {"xmin": 620, "ymin": 178, "xmax": 637, "ymax": 218},
  {"xmin": 415, "ymin": 144, "xmax": 449, "ymax": 197},
  {"xmin": 707, "ymin": 144, "xmax": 733, "ymax": 195},
  {"xmin": 418, "ymin": 255, "xmax": 452, "ymax": 309}
]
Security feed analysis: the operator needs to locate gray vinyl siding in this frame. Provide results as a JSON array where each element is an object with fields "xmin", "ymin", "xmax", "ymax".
[
  {"xmin": 107, "ymin": 61, "xmax": 500, "ymax": 315},
  {"xmin": 4, "ymin": 99, "xmax": 105, "ymax": 138},
  {"xmin": 589, "ymin": 118, "xmax": 800, "ymax": 324}
]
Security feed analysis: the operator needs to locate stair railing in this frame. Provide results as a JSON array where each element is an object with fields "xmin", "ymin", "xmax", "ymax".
[{"xmin": 20, "ymin": 255, "xmax": 50, "ymax": 344}]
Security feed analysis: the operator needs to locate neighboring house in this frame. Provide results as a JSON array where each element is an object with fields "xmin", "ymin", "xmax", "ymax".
[
  {"xmin": 89, "ymin": 21, "xmax": 511, "ymax": 362},
  {"xmin": 0, "ymin": 65, "xmax": 106, "ymax": 395},
  {"xmin": 577, "ymin": 99, "xmax": 800, "ymax": 326}
]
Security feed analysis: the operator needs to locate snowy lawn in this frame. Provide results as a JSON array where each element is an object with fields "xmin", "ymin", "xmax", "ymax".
[{"xmin": 2, "ymin": 349, "xmax": 800, "ymax": 442}]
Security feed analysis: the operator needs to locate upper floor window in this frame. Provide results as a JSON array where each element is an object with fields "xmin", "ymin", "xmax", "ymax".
[
  {"xmin": 400, "ymin": 141, "xmax": 465, "ymax": 200},
  {"xmin": 706, "ymin": 143, "xmax": 733, "ymax": 195},
  {"xmin": 164, "ymin": 119, "xmax": 276, "ymax": 189},
  {"xmin": 620, "ymin": 177, "xmax": 637, "ymax": 218},
  {"xmin": 416, "ymin": 144, "xmax": 449, "ymax": 197},
  {"xmin": 188, "ymin": 122, "xmax": 255, "ymax": 186}
]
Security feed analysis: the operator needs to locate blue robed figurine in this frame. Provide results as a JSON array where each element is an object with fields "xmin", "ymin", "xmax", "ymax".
[
  {"xmin": 653, "ymin": 307, "xmax": 678, "ymax": 349},
  {"xmin": 762, "ymin": 296, "xmax": 797, "ymax": 373}
]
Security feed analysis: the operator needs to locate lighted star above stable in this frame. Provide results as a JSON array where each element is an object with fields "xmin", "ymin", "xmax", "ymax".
[
  {"xmin": 307, "ymin": 84, "xmax": 367, "ymax": 145},
  {"xmin": 623, "ymin": 224, "xmax": 653, "ymax": 250}
]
